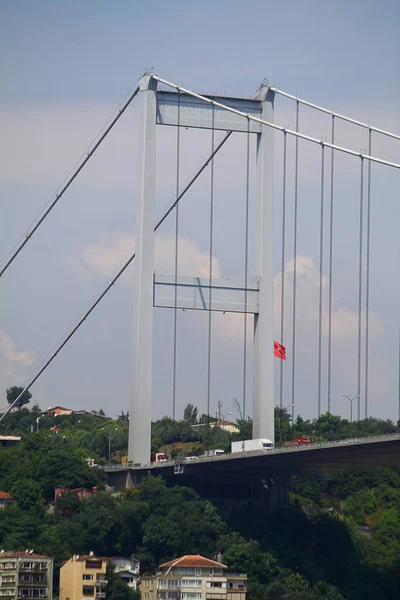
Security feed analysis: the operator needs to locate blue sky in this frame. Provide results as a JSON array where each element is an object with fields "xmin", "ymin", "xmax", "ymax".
[{"xmin": 1, "ymin": 0, "xmax": 400, "ymax": 423}]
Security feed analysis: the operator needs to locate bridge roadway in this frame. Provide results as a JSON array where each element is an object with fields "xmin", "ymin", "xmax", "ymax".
[{"xmin": 105, "ymin": 434, "xmax": 400, "ymax": 506}]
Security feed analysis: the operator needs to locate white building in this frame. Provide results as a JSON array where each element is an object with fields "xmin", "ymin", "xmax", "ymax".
[
  {"xmin": 141, "ymin": 554, "xmax": 247, "ymax": 600},
  {"xmin": 0, "ymin": 551, "xmax": 53, "ymax": 600},
  {"xmin": 113, "ymin": 557, "xmax": 140, "ymax": 591}
]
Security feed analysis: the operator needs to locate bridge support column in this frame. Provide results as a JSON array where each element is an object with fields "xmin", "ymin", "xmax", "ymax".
[
  {"xmin": 128, "ymin": 74, "xmax": 158, "ymax": 464},
  {"xmin": 253, "ymin": 84, "xmax": 275, "ymax": 443}
]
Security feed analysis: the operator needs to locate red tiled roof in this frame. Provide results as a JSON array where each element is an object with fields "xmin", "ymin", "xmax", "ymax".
[
  {"xmin": 160, "ymin": 555, "xmax": 227, "ymax": 569},
  {"xmin": 0, "ymin": 491, "xmax": 13, "ymax": 499}
]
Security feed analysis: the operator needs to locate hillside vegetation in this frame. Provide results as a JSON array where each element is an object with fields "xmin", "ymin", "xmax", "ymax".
[{"xmin": 0, "ymin": 396, "xmax": 399, "ymax": 600}]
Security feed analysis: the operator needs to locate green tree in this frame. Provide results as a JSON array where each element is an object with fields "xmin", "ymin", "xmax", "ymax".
[
  {"xmin": 183, "ymin": 403, "xmax": 198, "ymax": 424},
  {"xmin": 231, "ymin": 417, "xmax": 252, "ymax": 440},
  {"xmin": 10, "ymin": 478, "xmax": 44, "ymax": 510},
  {"xmin": 6, "ymin": 386, "xmax": 32, "ymax": 409},
  {"xmin": 104, "ymin": 562, "xmax": 135, "ymax": 600}
]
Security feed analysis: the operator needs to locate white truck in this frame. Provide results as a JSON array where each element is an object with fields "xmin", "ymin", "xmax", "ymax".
[
  {"xmin": 231, "ymin": 438, "xmax": 274, "ymax": 453},
  {"xmin": 203, "ymin": 449, "xmax": 225, "ymax": 457}
]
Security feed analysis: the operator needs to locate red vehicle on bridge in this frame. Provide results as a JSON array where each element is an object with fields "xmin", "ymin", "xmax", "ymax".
[
  {"xmin": 284, "ymin": 435, "xmax": 311, "ymax": 446},
  {"xmin": 151, "ymin": 452, "xmax": 167, "ymax": 462}
]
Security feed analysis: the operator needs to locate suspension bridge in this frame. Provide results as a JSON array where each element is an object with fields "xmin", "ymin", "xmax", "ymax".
[{"xmin": 1, "ymin": 71, "xmax": 400, "ymax": 477}]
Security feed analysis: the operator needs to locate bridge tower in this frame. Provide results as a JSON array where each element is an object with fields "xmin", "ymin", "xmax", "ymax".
[{"xmin": 129, "ymin": 74, "xmax": 275, "ymax": 464}]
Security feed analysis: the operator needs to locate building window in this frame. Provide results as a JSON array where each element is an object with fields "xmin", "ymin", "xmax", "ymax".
[
  {"xmin": 85, "ymin": 560, "xmax": 102, "ymax": 569},
  {"xmin": 17, "ymin": 590, "xmax": 47, "ymax": 599},
  {"xmin": 82, "ymin": 585, "xmax": 95, "ymax": 596},
  {"xmin": 181, "ymin": 594, "xmax": 202, "ymax": 600},
  {"xmin": 209, "ymin": 581, "xmax": 223, "ymax": 588},
  {"xmin": 176, "ymin": 568, "xmax": 201, "ymax": 576},
  {"xmin": 181, "ymin": 579, "xmax": 202, "ymax": 587},
  {"xmin": 0, "ymin": 562, "xmax": 16, "ymax": 570},
  {"xmin": 83, "ymin": 574, "xmax": 94, "ymax": 580}
]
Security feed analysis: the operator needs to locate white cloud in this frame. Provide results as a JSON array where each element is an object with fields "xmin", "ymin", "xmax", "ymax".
[
  {"xmin": 275, "ymin": 255, "xmax": 384, "ymax": 342},
  {"xmin": 67, "ymin": 231, "xmax": 221, "ymax": 283},
  {"xmin": 68, "ymin": 234, "xmax": 384, "ymax": 347},
  {"xmin": 0, "ymin": 330, "xmax": 35, "ymax": 404}
]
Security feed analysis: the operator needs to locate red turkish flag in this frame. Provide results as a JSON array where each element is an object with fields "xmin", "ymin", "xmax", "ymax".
[{"xmin": 274, "ymin": 340, "xmax": 286, "ymax": 360}]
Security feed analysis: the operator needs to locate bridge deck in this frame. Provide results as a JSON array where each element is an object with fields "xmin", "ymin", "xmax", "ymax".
[{"xmin": 105, "ymin": 434, "xmax": 400, "ymax": 486}]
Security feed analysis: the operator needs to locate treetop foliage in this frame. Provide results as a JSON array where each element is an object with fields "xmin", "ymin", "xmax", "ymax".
[{"xmin": 1, "ymin": 400, "xmax": 400, "ymax": 599}]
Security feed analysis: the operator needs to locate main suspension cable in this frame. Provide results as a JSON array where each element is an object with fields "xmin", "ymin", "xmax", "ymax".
[
  {"xmin": 0, "ymin": 83, "xmax": 140, "ymax": 279},
  {"xmin": 152, "ymin": 76, "xmax": 400, "ymax": 170},
  {"xmin": 270, "ymin": 87, "xmax": 400, "ymax": 142},
  {"xmin": 0, "ymin": 131, "xmax": 233, "ymax": 422}
]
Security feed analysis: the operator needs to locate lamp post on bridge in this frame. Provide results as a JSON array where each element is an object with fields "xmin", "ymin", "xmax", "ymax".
[{"xmin": 342, "ymin": 394, "xmax": 360, "ymax": 423}]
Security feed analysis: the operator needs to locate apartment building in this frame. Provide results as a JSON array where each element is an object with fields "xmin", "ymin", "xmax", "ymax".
[
  {"xmin": 0, "ymin": 551, "xmax": 53, "ymax": 600},
  {"xmin": 59, "ymin": 554, "xmax": 139, "ymax": 600},
  {"xmin": 141, "ymin": 555, "xmax": 247, "ymax": 600}
]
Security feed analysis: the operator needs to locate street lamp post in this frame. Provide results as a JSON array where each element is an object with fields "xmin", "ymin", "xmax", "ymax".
[
  {"xmin": 342, "ymin": 394, "xmax": 360, "ymax": 423},
  {"xmin": 219, "ymin": 412, "xmax": 232, "ymax": 429},
  {"xmin": 102, "ymin": 427, "xmax": 119, "ymax": 462},
  {"xmin": 109, "ymin": 428, "xmax": 118, "ymax": 461}
]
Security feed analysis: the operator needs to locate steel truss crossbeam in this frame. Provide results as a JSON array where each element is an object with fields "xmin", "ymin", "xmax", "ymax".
[{"xmin": 153, "ymin": 275, "xmax": 259, "ymax": 313}]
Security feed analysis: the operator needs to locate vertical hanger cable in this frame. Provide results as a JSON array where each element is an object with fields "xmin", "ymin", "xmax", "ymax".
[
  {"xmin": 317, "ymin": 144, "xmax": 325, "ymax": 417},
  {"xmin": 172, "ymin": 91, "xmax": 181, "ymax": 421},
  {"xmin": 291, "ymin": 102, "xmax": 300, "ymax": 421},
  {"xmin": 206, "ymin": 107, "xmax": 215, "ymax": 425},
  {"xmin": 364, "ymin": 129, "xmax": 372, "ymax": 418},
  {"xmin": 327, "ymin": 116, "xmax": 335, "ymax": 414},
  {"xmin": 279, "ymin": 132, "xmax": 288, "ymax": 408},
  {"xmin": 242, "ymin": 118, "xmax": 251, "ymax": 419},
  {"xmin": 357, "ymin": 158, "xmax": 364, "ymax": 420}
]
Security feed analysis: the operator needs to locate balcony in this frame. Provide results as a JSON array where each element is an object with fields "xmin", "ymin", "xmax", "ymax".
[{"xmin": 19, "ymin": 565, "xmax": 47, "ymax": 573}]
